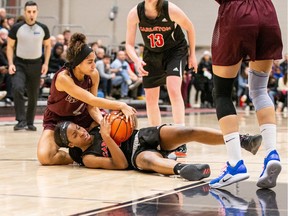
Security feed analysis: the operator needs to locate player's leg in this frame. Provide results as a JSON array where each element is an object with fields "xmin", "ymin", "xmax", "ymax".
[
  {"xmin": 158, "ymin": 125, "xmax": 261, "ymax": 155},
  {"xmin": 249, "ymin": 60, "xmax": 282, "ymax": 188},
  {"xmin": 135, "ymin": 151, "xmax": 210, "ymax": 181},
  {"xmin": 37, "ymin": 129, "xmax": 73, "ymax": 165},
  {"xmin": 210, "ymin": 62, "xmax": 250, "ymax": 188},
  {"xmin": 144, "ymin": 87, "xmax": 161, "ymax": 126}
]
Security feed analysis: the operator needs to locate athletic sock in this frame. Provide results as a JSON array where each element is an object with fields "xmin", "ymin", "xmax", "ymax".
[
  {"xmin": 260, "ymin": 124, "xmax": 276, "ymax": 156},
  {"xmin": 224, "ymin": 132, "xmax": 242, "ymax": 167},
  {"xmin": 173, "ymin": 163, "xmax": 187, "ymax": 174}
]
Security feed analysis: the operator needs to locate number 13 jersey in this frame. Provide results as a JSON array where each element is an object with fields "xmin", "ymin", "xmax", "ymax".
[{"xmin": 137, "ymin": 0, "xmax": 186, "ymax": 53}]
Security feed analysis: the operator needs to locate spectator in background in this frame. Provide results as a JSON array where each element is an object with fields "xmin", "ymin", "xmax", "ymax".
[
  {"xmin": 95, "ymin": 47, "xmax": 105, "ymax": 61},
  {"xmin": 195, "ymin": 51, "xmax": 213, "ymax": 108},
  {"xmin": 0, "ymin": 42, "xmax": 12, "ymax": 104},
  {"xmin": 0, "ymin": 8, "xmax": 6, "ymax": 19},
  {"xmin": 280, "ymin": 53, "xmax": 288, "ymax": 75},
  {"xmin": 0, "ymin": 28, "xmax": 8, "ymax": 46},
  {"xmin": 7, "ymin": 1, "xmax": 51, "ymax": 131},
  {"xmin": 7, "ymin": 16, "xmax": 15, "ymax": 28},
  {"xmin": 96, "ymin": 54, "xmax": 115, "ymax": 98},
  {"xmin": 237, "ymin": 66, "xmax": 253, "ymax": 110},
  {"xmin": 50, "ymin": 35, "xmax": 56, "ymax": 47},
  {"xmin": 110, "ymin": 50, "xmax": 132, "ymax": 99},
  {"xmin": 62, "ymin": 29, "xmax": 71, "ymax": 47},
  {"xmin": 271, "ymin": 60, "xmax": 283, "ymax": 79},
  {"xmin": 267, "ymin": 72, "xmax": 279, "ymax": 108},
  {"xmin": 276, "ymin": 71, "xmax": 288, "ymax": 113}
]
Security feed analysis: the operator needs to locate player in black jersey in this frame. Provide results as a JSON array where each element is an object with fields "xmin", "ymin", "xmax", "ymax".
[
  {"xmin": 126, "ymin": 0, "xmax": 198, "ymax": 157},
  {"xmin": 53, "ymin": 114, "xmax": 262, "ymax": 181}
]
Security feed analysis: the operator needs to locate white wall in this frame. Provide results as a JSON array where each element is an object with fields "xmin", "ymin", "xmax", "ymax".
[{"xmin": 21, "ymin": 0, "xmax": 287, "ymax": 54}]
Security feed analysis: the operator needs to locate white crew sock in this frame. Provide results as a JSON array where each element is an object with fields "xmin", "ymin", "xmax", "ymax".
[
  {"xmin": 224, "ymin": 132, "xmax": 242, "ymax": 167},
  {"xmin": 260, "ymin": 124, "xmax": 276, "ymax": 156}
]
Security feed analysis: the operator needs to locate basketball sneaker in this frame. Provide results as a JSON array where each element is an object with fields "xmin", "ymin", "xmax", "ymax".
[
  {"xmin": 239, "ymin": 134, "xmax": 262, "ymax": 155},
  {"xmin": 174, "ymin": 144, "xmax": 187, "ymax": 157},
  {"xmin": 179, "ymin": 164, "xmax": 210, "ymax": 181},
  {"xmin": 257, "ymin": 150, "xmax": 281, "ymax": 188},
  {"xmin": 210, "ymin": 188, "xmax": 249, "ymax": 214},
  {"xmin": 209, "ymin": 160, "xmax": 249, "ymax": 188}
]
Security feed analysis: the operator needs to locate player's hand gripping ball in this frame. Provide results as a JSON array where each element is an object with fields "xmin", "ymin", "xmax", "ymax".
[{"xmin": 109, "ymin": 111, "xmax": 137, "ymax": 144}]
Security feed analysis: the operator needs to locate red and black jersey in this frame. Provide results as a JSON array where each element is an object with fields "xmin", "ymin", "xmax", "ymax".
[{"xmin": 137, "ymin": 0, "xmax": 186, "ymax": 53}]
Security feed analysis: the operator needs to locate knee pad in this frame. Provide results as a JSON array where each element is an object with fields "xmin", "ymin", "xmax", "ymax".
[
  {"xmin": 213, "ymin": 74, "xmax": 237, "ymax": 120},
  {"xmin": 248, "ymin": 69, "xmax": 274, "ymax": 111}
]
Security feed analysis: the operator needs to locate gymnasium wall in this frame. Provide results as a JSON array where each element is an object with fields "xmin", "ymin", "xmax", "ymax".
[{"xmin": 20, "ymin": 0, "xmax": 287, "ymax": 54}]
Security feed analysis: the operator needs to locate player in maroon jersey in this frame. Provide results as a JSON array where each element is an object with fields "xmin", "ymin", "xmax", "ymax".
[
  {"xmin": 210, "ymin": 0, "xmax": 282, "ymax": 188},
  {"xmin": 37, "ymin": 33, "xmax": 136, "ymax": 165},
  {"xmin": 126, "ymin": 0, "xmax": 197, "ymax": 157}
]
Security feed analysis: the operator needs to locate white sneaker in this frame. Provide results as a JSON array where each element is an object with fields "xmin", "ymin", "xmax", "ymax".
[{"xmin": 0, "ymin": 91, "xmax": 7, "ymax": 100}]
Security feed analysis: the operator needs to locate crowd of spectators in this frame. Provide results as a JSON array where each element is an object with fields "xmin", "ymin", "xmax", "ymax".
[{"xmin": 0, "ymin": 7, "xmax": 287, "ymax": 114}]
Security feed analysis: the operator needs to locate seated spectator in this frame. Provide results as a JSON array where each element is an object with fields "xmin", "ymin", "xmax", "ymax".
[
  {"xmin": 95, "ymin": 47, "xmax": 105, "ymax": 61},
  {"xmin": 96, "ymin": 54, "xmax": 115, "ymax": 98},
  {"xmin": 272, "ymin": 60, "xmax": 284, "ymax": 79},
  {"xmin": 110, "ymin": 50, "xmax": 134, "ymax": 99},
  {"xmin": 40, "ymin": 43, "xmax": 66, "ymax": 97},
  {"xmin": 276, "ymin": 71, "xmax": 288, "ymax": 112}
]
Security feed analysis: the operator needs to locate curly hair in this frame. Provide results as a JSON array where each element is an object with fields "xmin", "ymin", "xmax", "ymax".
[{"xmin": 66, "ymin": 32, "xmax": 87, "ymax": 62}]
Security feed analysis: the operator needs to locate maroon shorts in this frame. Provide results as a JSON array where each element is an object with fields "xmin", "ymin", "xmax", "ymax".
[
  {"xmin": 43, "ymin": 108, "xmax": 94, "ymax": 131},
  {"xmin": 212, "ymin": 0, "xmax": 283, "ymax": 66}
]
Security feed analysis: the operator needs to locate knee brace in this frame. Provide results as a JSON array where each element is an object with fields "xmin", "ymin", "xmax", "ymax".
[
  {"xmin": 213, "ymin": 74, "xmax": 237, "ymax": 120},
  {"xmin": 248, "ymin": 69, "xmax": 274, "ymax": 111}
]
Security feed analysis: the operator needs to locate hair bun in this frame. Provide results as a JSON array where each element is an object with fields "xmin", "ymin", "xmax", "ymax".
[{"xmin": 70, "ymin": 32, "xmax": 86, "ymax": 44}]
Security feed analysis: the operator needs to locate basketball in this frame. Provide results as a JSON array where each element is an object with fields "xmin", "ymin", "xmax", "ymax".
[{"xmin": 110, "ymin": 111, "xmax": 136, "ymax": 145}]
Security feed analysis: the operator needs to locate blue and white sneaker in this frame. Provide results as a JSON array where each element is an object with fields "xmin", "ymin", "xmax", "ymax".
[
  {"xmin": 257, "ymin": 150, "xmax": 281, "ymax": 188},
  {"xmin": 209, "ymin": 160, "xmax": 249, "ymax": 188}
]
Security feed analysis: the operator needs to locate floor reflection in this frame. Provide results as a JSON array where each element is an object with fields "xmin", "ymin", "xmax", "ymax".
[{"xmin": 92, "ymin": 182, "xmax": 286, "ymax": 216}]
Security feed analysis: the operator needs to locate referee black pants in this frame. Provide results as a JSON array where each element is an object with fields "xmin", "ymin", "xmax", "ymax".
[{"xmin": 11, "ymin": 58, "xmax": 42, "ymax": 125}]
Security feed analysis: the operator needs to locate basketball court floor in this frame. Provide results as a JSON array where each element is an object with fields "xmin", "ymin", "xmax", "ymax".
[{"xmin": 0, "ymin": 108, "xmax": 287, "ymax": 215}]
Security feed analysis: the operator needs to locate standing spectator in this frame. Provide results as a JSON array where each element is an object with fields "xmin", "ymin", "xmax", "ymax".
[
  {"xmin": 209, "ymin": 0, "xmax": 282, "ymax": 189},
  {"xmin": 125, "ymin": 0, "xmax": 198, "ymax": 157},
  {"xmin": 196, "ymin": 50, "xmax": 213, "ymax": 108},
  {"xmin": 7, "ymin": 1, "xmax": 51, "ymax": 131}
]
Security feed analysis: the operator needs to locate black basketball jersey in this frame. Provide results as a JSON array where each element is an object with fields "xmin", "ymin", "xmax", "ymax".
[
  {"xmin": 137, "ymin": 0, "xmax": 186, "ymax": 53},
  {"xmin": 69, "ymin": 127, "xmax": 138, "ymax": 169}
]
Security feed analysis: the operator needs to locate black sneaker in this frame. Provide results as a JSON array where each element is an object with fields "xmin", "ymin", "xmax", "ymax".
[
  {"xmin": 175, "ymin": 144, "xmax": 187, "ymax": 158},
  {"xmin": 25, "ymin": 124, "xmax": 37, "ymax": 131},
  {"xmin": 240, "ymin": 134, "xmax": 262, "ymax": 155},
  {"xmin": 179, "ymin": 164, "xmax": 210, "ymax": 181},
  {"xmin": 14, "ymin": 121, "xmax": 27, "ymax": 131}
]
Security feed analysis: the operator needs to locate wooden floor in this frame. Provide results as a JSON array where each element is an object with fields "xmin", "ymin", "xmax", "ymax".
[{"xmin": 0, "ymin": 109, "xmax": 287, "ymax": 215}]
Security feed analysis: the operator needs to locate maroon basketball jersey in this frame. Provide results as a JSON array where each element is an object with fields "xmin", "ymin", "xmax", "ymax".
[{"xmin": 47, "ymin": 68, "xmax": 92, "ymax": 117}]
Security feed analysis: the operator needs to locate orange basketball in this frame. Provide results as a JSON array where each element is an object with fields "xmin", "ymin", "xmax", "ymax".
[{"xmin": 110, "ymin": 111, "xmax": 136, "ymax": 145}]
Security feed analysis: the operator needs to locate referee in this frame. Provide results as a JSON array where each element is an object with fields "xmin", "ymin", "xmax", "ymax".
[{"xmin": 7, "ymin": 1, "xmax": 51, "ymax": 131}]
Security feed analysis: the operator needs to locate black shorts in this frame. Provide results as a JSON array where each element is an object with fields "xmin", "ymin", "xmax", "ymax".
[
  {"xmin": 142, "ymin": 40, "xmax": 188, "ymax": 88},
  {"xmin": 131, "ymin": 124, "xmax": 176, "ymax": 170}
]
